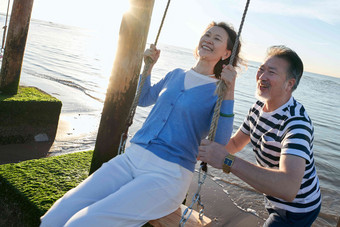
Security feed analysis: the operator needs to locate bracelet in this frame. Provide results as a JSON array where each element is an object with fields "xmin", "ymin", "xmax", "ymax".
[{"xmin": 220, "ymin": 112, "xmax": 234, "ymax": 118}]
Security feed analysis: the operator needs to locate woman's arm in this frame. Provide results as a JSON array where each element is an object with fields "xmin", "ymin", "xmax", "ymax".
[
  {"xmin": 213, "ymin": 64, "xmax": 237, "ymax": 145},
  {"xmin": 214, "ymin": 100, "xmax": 234, "ymax": 145},
  {"xmin": 138, "ymin": 44, "xmax": 164, "ymax": 107}
]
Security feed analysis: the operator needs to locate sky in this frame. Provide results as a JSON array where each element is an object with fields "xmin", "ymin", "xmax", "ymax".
[{"xmin": 0, "ymin": 0, "xmax": 339, "ymax": 78}]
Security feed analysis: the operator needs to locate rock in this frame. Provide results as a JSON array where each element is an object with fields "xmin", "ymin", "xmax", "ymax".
[{"xmin": 34, "ymin": 133, "xmax": 49, "ymax": 142}]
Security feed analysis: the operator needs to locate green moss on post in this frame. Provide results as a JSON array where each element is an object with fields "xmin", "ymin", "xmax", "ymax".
[
  {"xmin": 0, "ymin": 151, "xmax": 93, "ymax": 226},
  {"xmin": 0, "ymin": 86, "xmax": 62, "ymax": 144},
  {"xmin": 0, "ymin": 86, "xmax": 60, "ymax": 102}
]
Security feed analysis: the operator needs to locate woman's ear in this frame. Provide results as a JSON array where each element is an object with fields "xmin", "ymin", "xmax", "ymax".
[{"xmin": 222, "ymin": 50, "xmax": 232, "ymax": 61}]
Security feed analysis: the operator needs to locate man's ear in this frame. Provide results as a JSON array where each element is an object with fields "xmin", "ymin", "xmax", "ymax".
[{"xmin": 286, "ymin": 78, "xmax": 296, "ymax": 91}]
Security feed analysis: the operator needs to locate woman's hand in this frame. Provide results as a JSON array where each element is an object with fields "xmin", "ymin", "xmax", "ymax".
[
  {"xmin": 220, "ymin": 64, "xmax": 237, "ymax": 100},
  {"xmin": 143, "ymin": 44, "xmax": 160, "ymax": 68}
]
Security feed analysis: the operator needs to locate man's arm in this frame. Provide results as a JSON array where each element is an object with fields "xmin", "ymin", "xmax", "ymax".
[
  {"xmin": 225, "ymin": 128, "xmax": 250, "ymax": 154},
  {"xmin": 231, "ymin": 154, "xmax": 305, "ymax": 202},
  {"xmin": 198, "ymin": 135, "xmax": 305, "ymax": 202}
]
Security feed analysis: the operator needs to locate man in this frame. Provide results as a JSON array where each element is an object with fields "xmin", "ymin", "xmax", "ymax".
[{"xmin": 198, "ymin": 45, "xmax": 321, "ymax": 226}]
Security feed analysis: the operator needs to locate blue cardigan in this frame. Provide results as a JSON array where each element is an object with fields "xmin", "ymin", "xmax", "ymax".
[{"xmin": 131, "ymin": 68, "xmax": 234, "ymax": 172}]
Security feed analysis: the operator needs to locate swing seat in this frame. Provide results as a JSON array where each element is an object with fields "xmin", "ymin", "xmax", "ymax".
[{"xmin": 149, "ymin": 204, "xmax": 211, "ymax": 227}]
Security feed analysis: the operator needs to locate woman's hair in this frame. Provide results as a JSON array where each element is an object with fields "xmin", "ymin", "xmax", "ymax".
[{"xmin": 195, "ymin": 21, "xmax": 244, "ymax": 79}]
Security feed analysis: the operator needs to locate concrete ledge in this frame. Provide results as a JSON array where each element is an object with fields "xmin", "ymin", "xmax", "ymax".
[{"xmin": 0, "ymin": 86, "xmax": 62, "ymax": 144}]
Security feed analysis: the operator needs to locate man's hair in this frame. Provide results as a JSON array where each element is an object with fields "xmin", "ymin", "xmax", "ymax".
[{"xmin": 266, "ymin": 45, "xmax": 303, "ymax": 91}]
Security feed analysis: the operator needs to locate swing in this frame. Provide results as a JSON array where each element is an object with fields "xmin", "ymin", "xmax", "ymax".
[{"xmin": 119, "ymin": 0, "xmax": 251, "ymax": 226}]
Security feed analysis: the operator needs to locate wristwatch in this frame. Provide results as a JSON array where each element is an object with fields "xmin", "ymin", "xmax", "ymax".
[{"xmin": 222, "ymin": 153, "xmax": 235, "ymax": 174}]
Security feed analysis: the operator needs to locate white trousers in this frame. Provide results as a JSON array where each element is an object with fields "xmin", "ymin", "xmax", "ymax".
[{"xmin": 40, "ymin": 144, "xmax": 193, "ymax": 227}]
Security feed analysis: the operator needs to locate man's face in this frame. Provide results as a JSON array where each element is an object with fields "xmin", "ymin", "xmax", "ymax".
[{"xmin": 255, "ymin": 56, "xmax": 294, "ymax": 105}]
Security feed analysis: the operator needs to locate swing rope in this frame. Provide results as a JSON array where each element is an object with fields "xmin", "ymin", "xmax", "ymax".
[
  {"xmin": 1, "ymin": 0, "xmax": 11, "ymax": 57},
  {"xmin": 118, "ymin": 0, "xmax": 171, "ymax": 155},
  {"xmin": 203, "ymin": 0, "xmax": 251, "ymax": 170},
  {"xmin": 180, "ymin": 1, "xmax": 251, "ymax": 225}
]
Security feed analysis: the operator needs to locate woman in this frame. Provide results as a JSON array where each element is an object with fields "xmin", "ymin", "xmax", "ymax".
[{"xmin": 40, "ymin": 21, "xmax": 243, "ymax": 227}]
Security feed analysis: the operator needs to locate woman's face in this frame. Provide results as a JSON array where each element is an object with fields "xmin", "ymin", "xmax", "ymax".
[{"xmin": 197, "ymin": 26, "xmax": 230, "ymax": 63}]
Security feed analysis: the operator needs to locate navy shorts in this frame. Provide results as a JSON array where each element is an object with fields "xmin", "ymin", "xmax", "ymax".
[{"xmin": 263, "ymin": 204, "xmax": 321, "ymax": 227}]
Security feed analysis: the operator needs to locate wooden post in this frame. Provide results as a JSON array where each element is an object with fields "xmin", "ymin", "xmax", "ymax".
[
  {"xmin": 89, "ymin": 0, "xmax": 155, "ymax": 173},
  {"xmin": 0, "ymin": 0, "xmax": 34, "ymax": 95}
]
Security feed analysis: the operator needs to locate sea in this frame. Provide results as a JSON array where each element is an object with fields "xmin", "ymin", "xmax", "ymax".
[{"xmin": 1, "ymin": 16, "xmax": 339, "ymax": 226}]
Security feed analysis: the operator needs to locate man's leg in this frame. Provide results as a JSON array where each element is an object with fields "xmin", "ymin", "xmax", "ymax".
[
  {"xmin": 263, "ymin": 205, "xmax": 321, "ymax": 227},
  {"xmin": 263, "ymin": 207, "xmax": 291, "ymax": 227}
]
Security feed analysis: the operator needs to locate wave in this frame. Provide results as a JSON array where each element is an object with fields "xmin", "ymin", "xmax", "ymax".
[{"xmin": 23, "ymin": 68, "xmax": 104, "ymax": 103}]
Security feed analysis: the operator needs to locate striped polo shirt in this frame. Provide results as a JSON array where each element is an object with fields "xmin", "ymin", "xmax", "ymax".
[{"xmin": 241, "ymin": 96, "xmax": 321, "ymax": 213}]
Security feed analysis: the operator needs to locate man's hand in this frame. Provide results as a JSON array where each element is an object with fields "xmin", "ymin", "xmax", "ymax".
[{"xmin": 198, "ymin": 139, "xmax": 229, "ymax": 169}]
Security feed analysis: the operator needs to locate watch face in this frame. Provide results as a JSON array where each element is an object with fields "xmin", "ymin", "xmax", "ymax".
[{"xmin": 224, "ymin": 158, "xmax": 232, "ymax": 166}]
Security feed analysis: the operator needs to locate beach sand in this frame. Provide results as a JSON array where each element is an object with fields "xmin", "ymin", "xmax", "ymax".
[
  {"xmin": 0, "ymin": 111, "xmax": 265, "ymax": 226},
  {"xmin": 186, "ymin": 173, "xmax": 265, "ymax": 226}
]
